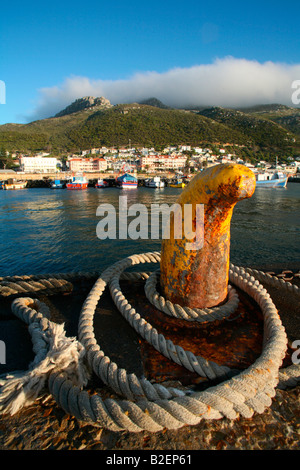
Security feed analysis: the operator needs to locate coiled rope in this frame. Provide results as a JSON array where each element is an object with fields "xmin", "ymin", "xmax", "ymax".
[{"xmin": 0, "ymin": 251, "xmax": 299, "ymax": 432}]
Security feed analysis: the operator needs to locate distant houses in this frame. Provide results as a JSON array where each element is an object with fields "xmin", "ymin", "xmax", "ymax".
[{"xmin": 5, "ymin": 144, "xmax": 299, "ymax": 175}]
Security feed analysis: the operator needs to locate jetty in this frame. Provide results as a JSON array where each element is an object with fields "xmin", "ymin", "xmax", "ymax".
[{"xmin": 0, "ymin": 164, "xmax": 299, "ymax": 451}]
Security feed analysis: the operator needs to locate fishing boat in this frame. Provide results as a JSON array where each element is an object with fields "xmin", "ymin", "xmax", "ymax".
[
  {"xmin": 116, "ymin": 173, "xmax": 138, "ymax": 189},
  {"xmin": 66, "ymin": 173, "xmax": 88, "ymax": 190},
  {"xmin": 255, "ymin": 171, "xmax": 288, "ymax": 188},
  {"xmin": 50, "ymin": 179, "xmax": 65, "ymax": 189},
  {"xmin": 3, "ymin": 179, "xmax": 27, "ymax": 190},
  {"xmin": 95, "ymin": 178, "xmax": 109, "ymax": 188},
  {"xmin": 145, "ymin": 176, "xmax": 165, "ymax": 188},
  {"xmin": 169, "ymin": 178, "xmax": 185, "ymax": 188}
]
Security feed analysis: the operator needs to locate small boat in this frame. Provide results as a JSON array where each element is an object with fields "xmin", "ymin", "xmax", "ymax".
[
  {"xmin": 66, "ymin": 173, "xmax": 88, "ymax": 190},
  {"xmin": 0, "ymin": 181, "xmax": 4, "ymax": 189},
  {"xmin": 50, "ymin": 179, "xmax": 65, "ymax": 189},
  {"xmin": 169, "ymin": 178, "xmax": 185, "ymax": 188},
  {"xmin": 95, "ymin": 178, "xmax": 109, "ymax": 188},
  {"xmin": 3, "ymin": 179, "xmax": 27, "ymax": 190},
  {"xmin": 145, "ymin": 176, "xmax": 165, "ymax": 188},
  {"xmin": 255, "ymin": 171, "xmax": 288, "ymax": 188},
  {"xmin": 116, "ymin": 173, "xmax": 138, "ymax": 189}
]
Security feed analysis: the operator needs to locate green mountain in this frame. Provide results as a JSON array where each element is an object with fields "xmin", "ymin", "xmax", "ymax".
[
  {"xmin": 237, "ymin": 104, "xmax": 300, "ymax": 137},
  {"xmin": 0, "ymin": 102, "xmax": 248, "ymax": 152},
  {"xmin": 0, "ymin": 98, "xmax": 299, "ymax": 160},
  {"xmin": 64, "ymin": 103, "xmax": 248, "ymax": 150},
  {"xmin": 137, "ymin": 97, "xmax": 171, "ymax": 109},
  {"xmin": 198, "ymin": 106, "xmax": 299, "ymax": 154}
]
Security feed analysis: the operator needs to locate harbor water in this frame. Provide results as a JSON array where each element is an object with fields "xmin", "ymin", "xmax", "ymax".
[{"xmin": 0, "ymin": 183, "xmax": 299, "ymax": 277}]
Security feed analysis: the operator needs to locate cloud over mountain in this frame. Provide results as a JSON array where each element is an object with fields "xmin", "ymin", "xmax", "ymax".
[{"xmin": 27, "ymin": 57, "xmax": 300, "ymax": 121}]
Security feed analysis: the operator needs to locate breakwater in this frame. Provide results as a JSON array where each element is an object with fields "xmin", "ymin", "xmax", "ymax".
[{"xmin": 289, "ymin": 176, "xmax": 300, "ymax": 183}]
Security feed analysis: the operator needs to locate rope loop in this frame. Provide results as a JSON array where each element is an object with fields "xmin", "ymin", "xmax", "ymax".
[{"xmin": 0, "ymin": 253, "xmax": 299, "ymax": 433}]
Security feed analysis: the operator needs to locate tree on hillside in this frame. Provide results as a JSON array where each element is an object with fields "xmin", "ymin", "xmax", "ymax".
[
  {"xmin": 0, "ymin": 147, "xmax": 17, "ymax": 169},
  {"xmin": 0, "ymin": 146, "xmax": 8, "ymax": 169}
]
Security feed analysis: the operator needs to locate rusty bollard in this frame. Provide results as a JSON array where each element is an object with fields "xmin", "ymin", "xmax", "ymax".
[{"xmin": 160, "ymin": 163, "xmax": 256, "ymax": 309}]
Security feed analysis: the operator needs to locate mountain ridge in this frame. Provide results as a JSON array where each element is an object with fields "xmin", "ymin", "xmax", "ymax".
[
  {"xmin": 54, "ymin": 96, "xmax": 112, "ymax": 118},
  {"xmin": 0, "ymin": 97, "xmax": 299, "ymax": 160}
]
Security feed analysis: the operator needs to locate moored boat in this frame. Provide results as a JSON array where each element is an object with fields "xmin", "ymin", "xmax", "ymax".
[
  {"xmin": 255, "ymin": 171, "xmax": 288, "ymax": 188},
  {"xmin": 95, "ymin": 178, "xmax": 109, "ymax": 188},
  {"xmin": 3, "ymin": 179, "xmax": 27, "ymax": 190},
  {"xmin": 50, "ymin": 179, "xmax": 65, "ymax": 189},
  {"xmin": 116, "ymin": 173, "xmax": 138, "ymax": 189},
  {"xmin": 145, "ymin": 176, "xmax": 165, "ymax": 188},
  {"xmin": 169, "ymin": 178, "xmax": 185, "ymax": 188},
  {"xmin": 66, "ymin": 173, "xmax": 88, "ymax": 190}
]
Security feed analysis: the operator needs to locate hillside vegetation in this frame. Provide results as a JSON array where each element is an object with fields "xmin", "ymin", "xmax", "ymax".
[
  {"xmin": 198, "ymin": 107, "xmax": 297, "ymax": 153},
  {"xmin": 0, "ymin": 98, "xmax": 299, "ymax": 161}
]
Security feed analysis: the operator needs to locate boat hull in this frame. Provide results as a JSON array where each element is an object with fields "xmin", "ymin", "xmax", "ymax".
[
  {"xmin": 145, "ymin": 179, "xmax": 165, "ymax": 188},
  {"xmin": 4, "ymin": 182, "xmax": 27, "ymax": 190},
  {"xmin": 256, "ymin": 177, "xmax": 288, "ymax": 188},
  {"xmin": 66, "ymin": 183, "xmax": 88, "ymax": 190},
  {"xmin": 118, "ymin": 182, "xmax": 138, "ymax": 189},
  {"xmin": 95, "ymin": 180, "xmax": 109, "ymax": 188}
]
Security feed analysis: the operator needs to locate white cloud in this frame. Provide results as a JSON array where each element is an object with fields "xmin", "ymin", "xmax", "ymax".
[{"xmin": 27, "ymin": 57, "xmax": 300, "ymax": 121}]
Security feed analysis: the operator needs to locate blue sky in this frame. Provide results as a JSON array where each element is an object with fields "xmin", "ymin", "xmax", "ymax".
[{"xmin": 0, "ymin": 0, "xmax": 300, "ymax": 124}]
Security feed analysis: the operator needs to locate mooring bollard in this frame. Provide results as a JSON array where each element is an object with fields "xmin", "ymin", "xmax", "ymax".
[{"xmin": 160, "ymin": 163, "xmax": 256, "ymax": 309}]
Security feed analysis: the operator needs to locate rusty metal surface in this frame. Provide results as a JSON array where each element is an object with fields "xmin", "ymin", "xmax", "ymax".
[
  {"xmin": 121, "ymin": 279, "xmax": 296, "ymax": 387},
  {"xmin": 160, "ymin": 164, "xmax": 256, "ymax": 310}
]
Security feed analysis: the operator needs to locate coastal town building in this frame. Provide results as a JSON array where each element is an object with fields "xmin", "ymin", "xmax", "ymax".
[
  {"xmin": 19, "ymin": 156, "xmax": 59, "ymax": 173},
  {"xmin": 138, "ymin": 155, "xmax": 187, "ymax": 172},
  {"xmin": 68, "ymin": 157, "xmax": 108, "ymax": 173}
]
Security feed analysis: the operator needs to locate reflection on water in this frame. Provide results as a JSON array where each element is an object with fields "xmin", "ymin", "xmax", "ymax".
[{"xmin": 0, "ymin": 184, "xmax": 299, "ymax": 276}]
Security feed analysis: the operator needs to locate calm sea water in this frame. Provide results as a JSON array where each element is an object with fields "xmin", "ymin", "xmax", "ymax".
[{"xmin": 0, "ymin": 183, "xmax": 299, "ymax": 276}]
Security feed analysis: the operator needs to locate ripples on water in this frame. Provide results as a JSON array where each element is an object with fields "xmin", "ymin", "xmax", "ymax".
[{"xmin": 0, "ymin": 184, "xmax": 299, "ymax": 276}]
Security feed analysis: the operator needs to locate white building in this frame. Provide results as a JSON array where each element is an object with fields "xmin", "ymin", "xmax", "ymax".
[
  {"xmin": 139, "ymin": 155, "xmax": 187, "ymax": 172},
  {"xmin": 68, "ymin": 158, "xmax": 107, "ymax": 173},
  {"xmin": 19, "ymin": 156, "xmax": 59, "ymax": 173}
]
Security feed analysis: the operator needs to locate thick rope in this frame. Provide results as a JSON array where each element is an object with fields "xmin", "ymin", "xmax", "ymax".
[
  {"xmin": 144, "ymin": 270, "xmax": 240, "ymax": 322},
  {"xmin": 0, "ymin": 271, "xmax": 150, "ymax": 300},
  {"xmin": 0, "ymin": 252, "xmax": 299, "ymax": 433},
  {"xmin": 0, "ymin": 277, "xmax": 74, "ymax": 298},
  {"xmin": 0, "ymin": 298, "xmax": 89, "ymax": 416}
]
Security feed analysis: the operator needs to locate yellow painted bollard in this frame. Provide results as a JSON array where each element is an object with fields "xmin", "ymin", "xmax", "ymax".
[{"xmin": 160, "ymin": 163, "xmax": 256, "ymax": 309}]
